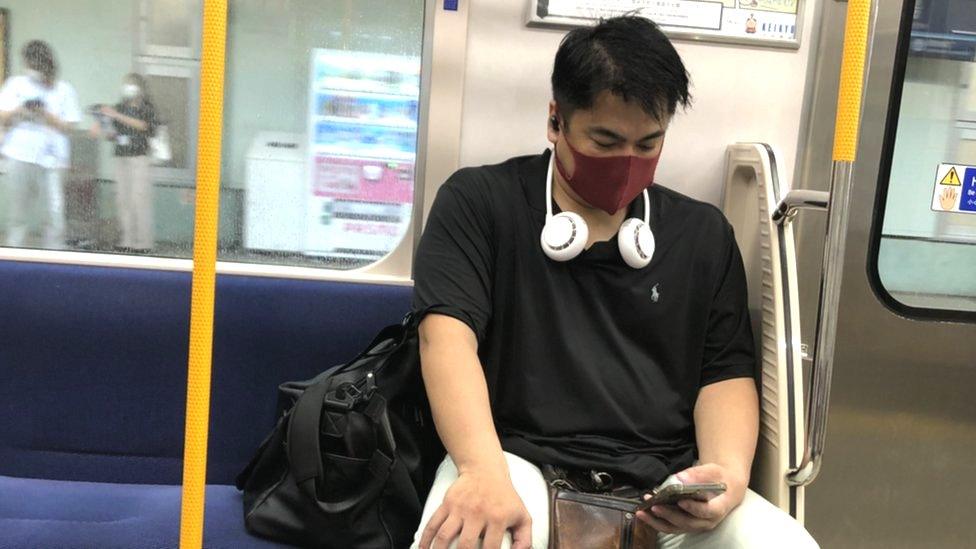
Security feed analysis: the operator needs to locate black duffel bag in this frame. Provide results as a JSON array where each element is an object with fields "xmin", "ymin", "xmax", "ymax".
[{"xmin": 235, "ymin": 310, "xmax": 444, "ymax": 548}]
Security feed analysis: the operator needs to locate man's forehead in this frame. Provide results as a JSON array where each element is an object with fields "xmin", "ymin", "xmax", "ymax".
[
  {"xmin": 574, "ymin": 92, "xmax": 669, "ymax": 131},
  {"xmin": 576, "ymin": 110, "xmax": 668, "ymax": 137}
]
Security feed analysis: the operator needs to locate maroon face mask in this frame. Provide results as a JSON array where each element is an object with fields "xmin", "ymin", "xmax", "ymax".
[{"xmin": 554, "ymin": 137, "xmax": 661, "ymax": 215}]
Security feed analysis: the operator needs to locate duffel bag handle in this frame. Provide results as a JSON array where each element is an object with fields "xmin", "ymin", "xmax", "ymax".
[
  {"xmin": 288, "ymin": 376, "xmax": 397, "ymax": 514},
  {"xmin": 315, "ymin": 307, "xmax": 430, "ymax": 382},
  {"xmin": 339, "ymin": 307, "xmax": 433, "ymax": 369}
]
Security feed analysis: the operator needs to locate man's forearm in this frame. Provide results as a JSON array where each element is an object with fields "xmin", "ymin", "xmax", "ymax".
[
  {"xmin": 693, "ymin": 377, "xmax": 759, "ymax": 484},
  {"xmin": 419, "ymin": 314, "xmax": 508, "ymax": 475},
  {"xmin": 113, "ymin": 113, "xmax": 149, "ymax": 131},
  {"xmin": 43, "ymin": 112, "xmax": 73, "ymax": 133}
]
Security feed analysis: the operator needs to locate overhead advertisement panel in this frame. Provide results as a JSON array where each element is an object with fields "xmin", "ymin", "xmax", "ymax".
[{"xmin": 527, "ymin": 0, "xmax": 803, "ymax": 49}]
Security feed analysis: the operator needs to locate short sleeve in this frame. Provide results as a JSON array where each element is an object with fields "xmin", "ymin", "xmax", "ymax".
[
  {"xmin": 0, "ymin": 78, "xmax": 21, "ymax": 112},
  {"xmin": 413, "ymin": 175, "xmax": 495, "ymax": 342},
  {"xmin": 60, "ymin": 83, "xmax": 81, "ymax": 124},
  {"xmin": 700, "ymin": 225, "xmax": 757, "ymax": 387}
]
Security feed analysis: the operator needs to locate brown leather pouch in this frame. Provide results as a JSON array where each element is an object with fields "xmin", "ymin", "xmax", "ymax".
[{"xmin": 544, "ymin": 466, "xmax": 657, "ymax": 549}]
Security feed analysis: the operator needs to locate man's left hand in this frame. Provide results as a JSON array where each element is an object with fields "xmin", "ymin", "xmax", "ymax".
[{"xmin": 635, "ymin": 463, "xmax": 747, "ymax": 535}]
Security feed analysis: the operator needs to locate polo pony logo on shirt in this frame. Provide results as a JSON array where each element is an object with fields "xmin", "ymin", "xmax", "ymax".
[{"xmin": 651, "ymin": 283, "xmax": 661, "ymax": 303}]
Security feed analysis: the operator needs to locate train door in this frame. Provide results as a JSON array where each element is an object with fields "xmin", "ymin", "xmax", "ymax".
[{"xmin": 794, "ymin": 1, "xmax": 976, "ymax": 546}]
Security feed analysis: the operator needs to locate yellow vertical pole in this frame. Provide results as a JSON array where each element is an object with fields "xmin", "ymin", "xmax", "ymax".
[
  {"xmin": 832, "ymin": 0, "xmax": 871, "ymax": 163},
  {"xmin": 179, "ymin": 1, "xmax": 227, "ymax": 547}
]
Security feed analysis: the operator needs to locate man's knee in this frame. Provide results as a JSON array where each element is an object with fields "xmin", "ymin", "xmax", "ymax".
[
  {"xmin": 411, "ymin": 452, "xmax": 550, "ymax": 549},
  {"xmin": 718, "ymin": 490, "xmax": 819, "ymax": 548}
]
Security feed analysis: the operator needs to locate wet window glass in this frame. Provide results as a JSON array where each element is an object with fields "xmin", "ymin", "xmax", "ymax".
[
  {"xmin": 877, "ymin": 3, "xmax": 976, "ymax": 313},
  {"xmin": 222, "ymin": 0, "xmax": 424, "ymax": 270},
  {"xmin": 147, "ymin": 0, "xmax": 195, "ymax": 50},
  {"xmin": 0, "ymin": 0, "xmax": 425, "ymax": 273}
]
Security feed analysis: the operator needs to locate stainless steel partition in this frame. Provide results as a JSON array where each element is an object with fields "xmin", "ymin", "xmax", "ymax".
[{"xmin": 796, "ymin": 1, "xmax": 976, "ymax": 546}]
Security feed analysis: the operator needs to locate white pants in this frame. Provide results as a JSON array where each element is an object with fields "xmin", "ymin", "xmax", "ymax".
[
  {"xmin": 114, "ymin": 155, "xmax": 154, "ymax": 249},
  {"xmin": 412, "ymin": 452, "xmax": 819, "ymax": 549},
  {"xmin": 4, "ymin": 159, "xmax": 64, "ymax": 248}
]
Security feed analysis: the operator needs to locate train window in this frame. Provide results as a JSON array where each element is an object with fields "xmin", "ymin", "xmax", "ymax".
[
  {"xmin": 872, "ymin": 1, "xmax": 976, "ymax": 316},
  {"xmin": 220, "ymin": 0, "xmax": 424, "ymax": 270},
  {"xmin": 0, "ymin": 0, "xmax": 425, "ymax": 274}
]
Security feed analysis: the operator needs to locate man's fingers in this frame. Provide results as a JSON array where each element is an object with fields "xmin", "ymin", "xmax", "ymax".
[
  {"xmin": 651, "ymin": 504, "xmax": 713, "ymax": 532},
  {"xmin": 676, "ymin": 498, "xmax": 714, "ymax": 519},
  {"xmin": 637, "ymin": 510, "xmax": 682, "ymax": 534},
  {"xmin": 419, "ymin": 506, "xmax": 449, "ymax": 549},
  {"xmin": 431, "ymin": 514, "xmax": 463, "ymax": 549},
  {"xmin": 456, "ymin": 520, "xmax": 485, "ymax": 549},
  {"xmin": 509, "ymin": 516, "xmax": 533, "ymax": 549},
  {"xmin": 481, "ymin": 524, "xmax": 507, "ymax": 549}
]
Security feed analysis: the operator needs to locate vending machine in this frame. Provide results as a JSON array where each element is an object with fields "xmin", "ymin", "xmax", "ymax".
[{"xmin": 305, "ymin": 49, "xmax": 420, "ymax": 263}]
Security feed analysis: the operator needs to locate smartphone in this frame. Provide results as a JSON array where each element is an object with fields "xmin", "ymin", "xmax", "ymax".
[
  {"xmin": 638, "ymin": 482, "xmax": 727, "ymax": 510},
  {"xmin": 23, "ymin": 98, "xmax": 45, "ymax": 111}
]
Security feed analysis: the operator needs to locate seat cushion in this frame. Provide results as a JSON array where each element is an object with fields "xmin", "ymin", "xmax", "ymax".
[{"xmin": 0, "ymin": 475, "xmax": 291, "ymax": 549}]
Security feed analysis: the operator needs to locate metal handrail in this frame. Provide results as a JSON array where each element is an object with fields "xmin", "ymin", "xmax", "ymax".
[
  {"xmin": 771, "ymin": 190, "xmax": 829, "ymax": 225},
  {"xmin": 780, "ymin": 164, "xmax": 855, "ymax": 488},
  {"xmin": 783, "ymin": 0, "xmax": 873, "ymax": 488}
]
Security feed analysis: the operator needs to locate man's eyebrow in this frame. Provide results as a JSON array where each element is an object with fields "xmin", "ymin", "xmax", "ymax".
[
  {"xmin": 638, "ymin": 130, "xmax": 666, "ymax": 142},
  {"xmin": 588, "ymin": 127, "xmax": 625, "ymax": 141},
  {"xmin": 588, "ymin": 127, "xmax": 666, "ymax": 142}
]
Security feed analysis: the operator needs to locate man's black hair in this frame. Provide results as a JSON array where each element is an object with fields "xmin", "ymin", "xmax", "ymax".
[
  {"xmin": 551, "ymin": 16, "xmax": 691, "ymax": 123},
  {"xmin": 23, "ymin": 40, "xmax": 58, "ymax": 87}
]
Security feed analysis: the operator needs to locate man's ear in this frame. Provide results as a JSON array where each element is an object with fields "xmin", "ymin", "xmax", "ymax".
[{"xmin": 547, "ymin": 100, "xmax": 560, "ymax": 144}]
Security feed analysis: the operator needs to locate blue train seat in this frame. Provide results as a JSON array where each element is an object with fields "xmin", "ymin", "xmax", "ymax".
[{"xmin": 0, "ymin": 260, "xmax": 413, "ymax": 548}]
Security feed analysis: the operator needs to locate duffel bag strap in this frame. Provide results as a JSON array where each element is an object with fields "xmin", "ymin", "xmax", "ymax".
[
  {"xmin": 318, "ymin": 306, "xmax": 434, "ymax": 380},
  {"xmin": 288, "ymin": 379, "xmax": 396, "ymax": 514}
]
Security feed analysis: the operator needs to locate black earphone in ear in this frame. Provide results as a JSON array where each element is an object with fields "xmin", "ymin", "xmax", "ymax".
[{"xmin": 550, "ymin": 116, "xmax": 560, "ymax": 131}]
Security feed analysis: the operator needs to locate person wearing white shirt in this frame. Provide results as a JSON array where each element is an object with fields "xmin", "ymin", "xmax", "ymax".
[{"xmin": 0, "ymin": 40, "xmax": 80, "ymax": 248}]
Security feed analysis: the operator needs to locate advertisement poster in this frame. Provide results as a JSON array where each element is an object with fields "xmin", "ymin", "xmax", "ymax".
[{"xmin": 528, "ymin": 0, "xmax": 802, "ymax": 48}]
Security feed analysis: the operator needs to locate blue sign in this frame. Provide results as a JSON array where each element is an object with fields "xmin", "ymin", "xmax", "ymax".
[
  {"xmin": 444, "ymin": 0, "xmax": 458, "ymax": 10},
  {"xmin": 962, "ymin": 167, "xmax": 976, "ymax": 212}
]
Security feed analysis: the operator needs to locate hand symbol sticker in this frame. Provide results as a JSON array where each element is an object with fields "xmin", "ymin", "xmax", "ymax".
[{"xmin": 939, "ymin": 187, "xmax": 959, "ymax": 211}]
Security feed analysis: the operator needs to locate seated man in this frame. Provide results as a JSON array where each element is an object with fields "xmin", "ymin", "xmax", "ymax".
[{"xmin": 411, "ymin": 16, "xmax": 818, "ymax": 549}]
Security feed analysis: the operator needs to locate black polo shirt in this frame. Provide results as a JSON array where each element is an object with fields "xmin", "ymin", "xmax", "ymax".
[{"xmin": 413, "ymin": 149, "xmax": 756, "ymax": 489}]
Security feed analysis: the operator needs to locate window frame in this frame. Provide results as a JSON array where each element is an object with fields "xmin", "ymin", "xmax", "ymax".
[
  {"xmin": 867, "ymin": 0, "xmax": 976, "ymax": 323},
  {"xmin": 138, "ymin": 0, "xmax": 203, "ymax": 60},
  {"xmin": 135, "ymin": 57, "xmax": 201, "ymax": 186},
  {"xmin": 0, "ymin": 0, "xmax": 462, "ymax": 285}
]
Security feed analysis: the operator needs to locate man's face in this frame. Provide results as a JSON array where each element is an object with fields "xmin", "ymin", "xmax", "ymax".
[{"xmin": 548, "ymin": 91, "xmax": 670, "ymax": 180}]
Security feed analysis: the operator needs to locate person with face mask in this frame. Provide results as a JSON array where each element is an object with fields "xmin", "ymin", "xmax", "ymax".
[
  {"xmin": 0, "ymin": 40, "xmax": 80, "ymax": 249},
  {"xmin": 91, "ymin": 74, "xmax": 158, "ymax": 252},
  {"xmin": 410, "ymin": 17, "xmax": 818, "ymax": 549}
]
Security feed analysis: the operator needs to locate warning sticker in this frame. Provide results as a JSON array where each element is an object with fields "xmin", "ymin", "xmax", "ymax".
[
  {"xmin": 940, "ymin": 167, "xmax": 962, "ymax": 186},
  {"xmin": 932, "ymin": 163, "xmax": 976, "ymax": 214}
]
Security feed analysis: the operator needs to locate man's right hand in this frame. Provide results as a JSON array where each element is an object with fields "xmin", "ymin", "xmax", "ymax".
[
  {"xmin": 417, "ymin": 315, "xmax": 530, "ymax": 547},
  {"xmin": 419, "ymin": 468, "xmax": 533, "ymax": 549},
  {"xmin": 12, "ymin": 105, "xmax": 31, "ymax": 121}
]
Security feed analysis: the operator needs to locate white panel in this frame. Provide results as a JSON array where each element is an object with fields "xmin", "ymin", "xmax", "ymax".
[
  {"xmin": 723, "ymin": 143, "xmax": 806, "ymax": 522},
  {"xmin": 452, "ymin": 0, "xmax": 818, "ymax": 207}
]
